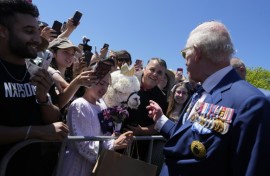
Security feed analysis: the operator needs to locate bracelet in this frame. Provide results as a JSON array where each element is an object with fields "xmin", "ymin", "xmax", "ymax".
[
  {"xmin": 25, "ymin": 126, "xmax": 32, "ymax": 140},
  {"xmin": 36, "ymin": 94, "xmax": 52, "ymax": 105},
  {"xmin": 50, "ymin": 70, "xmax": 61, "ymax": 77}
]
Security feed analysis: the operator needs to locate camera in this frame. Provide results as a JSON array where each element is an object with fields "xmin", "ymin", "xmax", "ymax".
[{"xmin": 78, "ymin": 36, "xmax": 93, "ymax": 66}]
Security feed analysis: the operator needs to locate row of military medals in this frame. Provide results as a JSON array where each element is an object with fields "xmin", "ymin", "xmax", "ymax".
[{"xmin": 188, "ymin": 101, "xmax": 234, "ymax": 158}]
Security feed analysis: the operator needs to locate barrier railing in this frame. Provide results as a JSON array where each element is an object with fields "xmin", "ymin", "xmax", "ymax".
[{"xmin": 0, "ymin": 135, "xmax": 165, "ymax": 176}]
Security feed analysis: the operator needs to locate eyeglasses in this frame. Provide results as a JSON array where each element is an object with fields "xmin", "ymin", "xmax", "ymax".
[
  {"xmin": 117, "ymin": 58, "xmax": 130, "ymax": 62},
  {"xmin": 180, "ymin": 46, "xmax": 194, "ymax": 59}
]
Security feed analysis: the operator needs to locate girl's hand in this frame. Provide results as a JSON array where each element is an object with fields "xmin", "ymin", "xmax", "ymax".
[{"xmin": 113, "ymin": 131, "xmax": 133, "ymax": 150}]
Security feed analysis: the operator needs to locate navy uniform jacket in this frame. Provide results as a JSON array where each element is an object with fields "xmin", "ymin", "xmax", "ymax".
[{"xmin": 159, "ymin": 69, "xmax": 270, "ymax": 176}]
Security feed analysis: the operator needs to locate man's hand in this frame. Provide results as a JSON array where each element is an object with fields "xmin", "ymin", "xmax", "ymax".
[
  {"xmin": 146, "ymin": 100, "xmax": 164, "ymax": 122},
  {"xmin": 40, "ymin": 26, "xmax": 57, "ymax": 42},
  {"xmin": 29, "ymin": 65, "xmax": 53, "ymax": 102},
  {"xmin": 34, "ymin": 122, "xmax": 69, "ymax": 141}
]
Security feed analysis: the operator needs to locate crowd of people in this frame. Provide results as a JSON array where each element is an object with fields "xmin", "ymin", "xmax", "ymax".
[{"xmin": 0, "ymin": 0, "xmax": 270, "ymax": 176}]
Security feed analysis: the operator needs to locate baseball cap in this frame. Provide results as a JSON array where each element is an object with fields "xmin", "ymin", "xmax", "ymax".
[
  {"xmin": 49, "ymin": 38, "xmax": 81, "ymax": 53},
  {"xmin": 38, "ymin": 20, "xmax": 48, "ymax": 27}
]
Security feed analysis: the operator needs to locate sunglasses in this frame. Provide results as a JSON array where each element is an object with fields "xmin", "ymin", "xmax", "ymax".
[
  {"xmin": 180, "ymin": 46, "xmax": 194, "ymax": 59},
  {"xmin": 117, "ymin": 58, "xmax": 130, "ymax": 62}
]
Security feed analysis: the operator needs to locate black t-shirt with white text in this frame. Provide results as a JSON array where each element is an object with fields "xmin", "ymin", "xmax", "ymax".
[{"xmin": 0, "ymin": 60, "xmax": 56, "ymax": 176}]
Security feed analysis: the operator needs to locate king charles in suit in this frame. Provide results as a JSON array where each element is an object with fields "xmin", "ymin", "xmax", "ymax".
[{"xmin": 147, "ymin": 21, "xmax": 270, "ymax": 176}]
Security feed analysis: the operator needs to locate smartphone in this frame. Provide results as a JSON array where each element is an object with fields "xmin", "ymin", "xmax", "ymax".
[
  {"xmin": 177, "ymin": 68, "xmax": 183, "ymax": 72},
  {"xmin": 41, "ymin": 50, "xmax": 53, "ymax": 70},
  {"xmin": 177, "ymin": 68, "xmax": 183, "ymax": 75},
  {"xmin": 51, "ymin": 20, "xmax": 62, "ymax": 36},
  {"xmin": 72, "ymin": 11, "xmax": 83, "ymax": 26},
  {"xmin": 102, "ymin": 43, "xmax": 109, "ymax": 49},
  {"xmin": 90, "ymin": 61, "xmax": 113, "ymax": 79}
]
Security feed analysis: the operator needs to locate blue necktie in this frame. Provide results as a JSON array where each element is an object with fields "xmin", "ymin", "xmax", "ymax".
[{"xmin": 182, "ymin": 86, "xmax": 204, "ymax": 124}]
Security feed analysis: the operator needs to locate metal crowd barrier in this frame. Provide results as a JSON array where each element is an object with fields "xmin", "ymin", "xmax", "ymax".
[{"xmin": 0, "ymin": 135, "xmax": 165, "ymax": 176}]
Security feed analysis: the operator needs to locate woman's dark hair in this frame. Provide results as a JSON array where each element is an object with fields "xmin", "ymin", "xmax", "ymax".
[
  {"xmin": 49, "ymin": 47, "xmax": 74, "ymax": 83},
  {"xmin": 117, "ymin": 50, "xmax": 132, "ymax": 65}
]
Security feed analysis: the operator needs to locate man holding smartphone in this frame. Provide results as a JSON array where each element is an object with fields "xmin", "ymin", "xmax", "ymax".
[{"xmin": 0, "ymin": 1, "xmax": 69, "ymax": 175}]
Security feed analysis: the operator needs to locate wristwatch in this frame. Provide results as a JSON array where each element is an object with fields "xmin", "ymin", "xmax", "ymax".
[{"xmin": 36, "ymin": 94, "xmax": 52, "ymax": 105}]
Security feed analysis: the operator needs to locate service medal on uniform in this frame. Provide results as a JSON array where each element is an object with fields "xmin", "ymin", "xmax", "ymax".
[
  {"xmin": 189, "ymin": 102, "xmax": 234, "ymax": 134},
  {"xmin": 190, "ymin": 140, "xmax": 206, "ymax": 158},
  {"xmin": 188, "ymin": 102, "xmax": 235, "ymax": 158}
]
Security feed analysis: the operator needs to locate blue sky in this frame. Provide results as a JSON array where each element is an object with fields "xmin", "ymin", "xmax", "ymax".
[{"xmin": 34, "ymin": 0, "xmax": 270, "ymax": 77}]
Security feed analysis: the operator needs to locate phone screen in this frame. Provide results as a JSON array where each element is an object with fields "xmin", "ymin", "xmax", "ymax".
[{"xmin": 72, "ymin": 11, "xmax": 83, "ymax": 26}]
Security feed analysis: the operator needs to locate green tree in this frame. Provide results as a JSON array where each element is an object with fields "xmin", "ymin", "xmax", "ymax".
[{"xmin": 246, "ymin": 67, "xmax": 270, "ymax": 90}]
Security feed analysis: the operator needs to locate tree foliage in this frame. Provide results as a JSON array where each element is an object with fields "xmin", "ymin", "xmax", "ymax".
[{"xmin": 246, "ymin": 67, "xmax": 270, "ymax": 90}]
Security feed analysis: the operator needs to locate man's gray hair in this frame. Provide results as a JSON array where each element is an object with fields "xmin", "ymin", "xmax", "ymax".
[{"xmin": 186, "ymin": 21, "xmax": 235, "ymax": 63}]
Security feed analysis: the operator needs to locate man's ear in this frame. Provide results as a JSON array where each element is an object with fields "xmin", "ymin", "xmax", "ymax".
[
  {"xmin": 193, "ymin": 45, "xmax": 201, "ymax": 62},
  {"xmin": 239, "ymin": 66, "xmax": 245, "ymax": 71},
  {"xmin": 0, "ymin": 24, "xmax": 8, "ymax": 38}
]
